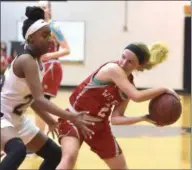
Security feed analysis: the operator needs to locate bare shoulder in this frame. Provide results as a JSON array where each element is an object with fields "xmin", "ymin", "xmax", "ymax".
[
  {"xmin": 17, "ymin": 54, "xmax": 37, "ymax": 67},
  {"xmin": 95, "ymin": 62, "xmax": 127, "ymax": 82},
  {"xmin": 102, "ymin": 62, "xmax": 122, "ymax": 72},
  {"xmin": 103, "ymin": 62, "xmax": 125, "ymax": 77},
  {"xmin": 19, "ymin": 54, "xmax": 35, "ymax": 62},
  {"xmin": 15, "ymin": 54, "xmax": 39, "ymax": 78},
  {"xmin": 13, "ymin": 54, "xmax": 38, "ymax": 78}
]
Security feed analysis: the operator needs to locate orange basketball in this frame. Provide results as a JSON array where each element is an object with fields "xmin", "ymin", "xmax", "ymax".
[{"xmin": 148, "ymin": 93, "xmax": 182, "ymax": 126}]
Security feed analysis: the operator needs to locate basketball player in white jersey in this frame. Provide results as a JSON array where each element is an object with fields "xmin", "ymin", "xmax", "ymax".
[{"xmin": 0, "ymin": 6, "xmax": 100, "ymax": 170}]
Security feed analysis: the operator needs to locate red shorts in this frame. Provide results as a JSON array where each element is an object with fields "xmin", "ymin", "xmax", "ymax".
[
  {"xmin": 58, "ymin": 118, "xmax": 122, "ymax": 159},
  {"xmin": 42, "ymin": 61, "xmax": 63, "ymax": 97}
]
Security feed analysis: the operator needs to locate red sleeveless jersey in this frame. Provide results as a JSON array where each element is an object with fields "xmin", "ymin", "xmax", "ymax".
[
  {"xmin": 48, "ymin": 38, "xmax": 60, "ymax": 53},
  {"xmin": 69, "ymin": 61, "xmax": 134, "ymax": 120}
]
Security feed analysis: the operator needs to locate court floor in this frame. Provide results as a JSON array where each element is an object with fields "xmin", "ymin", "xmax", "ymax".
[{"xmin": 17, "ymin": 90, "xmax": 190, "ymax": 169}]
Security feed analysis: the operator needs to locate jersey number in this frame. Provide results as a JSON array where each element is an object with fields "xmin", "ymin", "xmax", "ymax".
[
  {"xmin": 13, "ymin": 94, "xmax": 33, "ymax": 116},
  {"xmin": 98, "ymin": 104, "xmax": 110, "ymax": 118}
]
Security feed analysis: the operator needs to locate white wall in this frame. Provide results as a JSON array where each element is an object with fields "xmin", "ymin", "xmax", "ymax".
[{"xmin": 1, "ymin": 1, "xmax": 187, "ymax": 89}]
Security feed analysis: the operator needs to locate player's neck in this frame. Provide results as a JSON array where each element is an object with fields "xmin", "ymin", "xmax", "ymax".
[
  {"xmin": 25, "ymin": 45, "xmax": 42, "ymax": 59},
  {"xmin": 121, "ymin": 66, "xmax": 132, "ymax": 76}
]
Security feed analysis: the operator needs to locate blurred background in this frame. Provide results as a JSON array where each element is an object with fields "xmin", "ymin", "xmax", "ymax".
[
  {"xmin": 1, "ymin": 1, "xmax": 191, "ymax": 169},
  {"xmin": 1, "ymin": 1, "xmax": 191, "ymax": 91}
]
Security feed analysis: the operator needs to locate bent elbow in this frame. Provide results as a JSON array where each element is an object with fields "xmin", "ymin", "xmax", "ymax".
[{"xmin": 129, "ymin": 93, "xmax": 143, "ymax": 103}]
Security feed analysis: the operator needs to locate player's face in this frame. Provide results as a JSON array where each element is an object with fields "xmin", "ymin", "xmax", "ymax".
[
  {"xmin": 30, "ymin": 26, "xmax": 51, "ymax": 55},
  {"xmin": 119, "ymin": 49, "xmax": 140, "ymax": 72}
]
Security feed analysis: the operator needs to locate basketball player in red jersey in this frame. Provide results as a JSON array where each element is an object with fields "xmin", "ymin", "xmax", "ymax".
[
  {"xmin": 1, "ymin": 41, "xmax": 13, "ymax": 76},
  {"xmin": 36, "ymin": 1, "xmax": 70, "ymax": 132},
  {"xmin": 56, "ymin": 42, "xmax": 179, "ymax": 169}
]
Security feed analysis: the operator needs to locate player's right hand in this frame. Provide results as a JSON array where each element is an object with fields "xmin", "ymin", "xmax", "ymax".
[
  {"xmin": 47, "ymin": 121, "xmax": 59, "ymax": 139},
  {"xmin": 72, "ymin": 111, "xmax": 102, "ymax": 139},
  {"xmin": 164, "ymin": 88, "xmax": 180, "ymax": 100},
  {"xmin": 144, "ymin": 114, "xmax": 164, "ymax": 127}
]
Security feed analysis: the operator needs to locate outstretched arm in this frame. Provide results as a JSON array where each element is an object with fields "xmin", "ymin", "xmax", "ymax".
[{"xmin": 31, "ymin": 102, "xmax": 56, "ymax": 126}]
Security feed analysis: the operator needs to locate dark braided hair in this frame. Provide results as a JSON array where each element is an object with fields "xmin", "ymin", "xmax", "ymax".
[{"xmin": 22, "ymin": 6, "xmax": 45, "ymax": 39}]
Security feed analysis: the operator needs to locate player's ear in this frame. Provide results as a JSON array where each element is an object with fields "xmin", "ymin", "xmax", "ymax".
[{"xmin": 27, "ymin": 36, "xmax": 34, "ymax": 44}]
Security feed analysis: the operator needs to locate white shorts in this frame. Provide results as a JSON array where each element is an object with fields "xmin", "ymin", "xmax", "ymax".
[{"xmin": 1, "ymin": 113, "xmax": 40, "ymax": 145}]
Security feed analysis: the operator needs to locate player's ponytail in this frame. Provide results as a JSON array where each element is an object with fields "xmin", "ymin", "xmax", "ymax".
[
  {"xmin": 138, "ymin": 42, "xmax": 169, "ymax": 71},
  {"xmin": 149, "ymin": 42, "xmax": 169, "ymax": 65}
]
